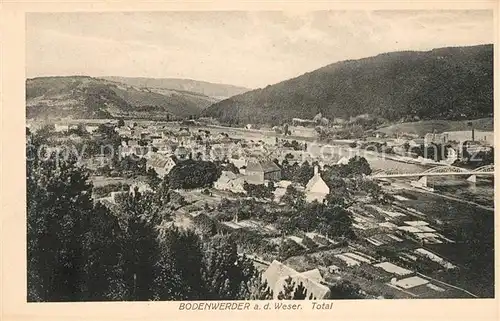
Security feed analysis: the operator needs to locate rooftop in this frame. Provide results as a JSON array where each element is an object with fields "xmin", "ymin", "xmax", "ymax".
[
  {"xmin": 246, "ymin": 159, "xmax": 281, "ymax": 173},
  {"xmin": 263, "ymin": 260, "xmax": 331, "ymax": 299}
]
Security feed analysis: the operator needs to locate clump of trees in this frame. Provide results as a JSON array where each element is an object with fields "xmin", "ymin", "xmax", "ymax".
[
  {"xmin": 323, "ymin": 156, "xmax": 372, "ymax": 179},
  {"xmin": 243, "ymin": 181, "xmax": 276, "ymax": 199},
  {"xmin": 168, "ymin": 160, "xmax": 221, "ymax": 189},
  {"xmin": 277, "ymin": 187, "xmax": 355, "ymax": 240},
  {"xmin": 284, "ymin": 161, "xmax": 315, "ymax": 185},
  {"xmin": 282, "ymin": 140, "xmax": 305, "ymax": 151}
]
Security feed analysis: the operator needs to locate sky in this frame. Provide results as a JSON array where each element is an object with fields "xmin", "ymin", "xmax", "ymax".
[{"xmin": 26, "ymin": 10, "xmax": 494, "ymax": 89}]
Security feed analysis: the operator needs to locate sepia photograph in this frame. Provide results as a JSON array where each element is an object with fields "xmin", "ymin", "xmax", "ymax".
[{"xmin": 24, "ymin": 9, "xmax": 494, "ymax": 303}]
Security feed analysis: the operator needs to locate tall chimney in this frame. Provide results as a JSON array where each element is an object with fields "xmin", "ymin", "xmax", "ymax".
[{"xmin": 314, "ymin": 165, "xmax": 319, "ymax": 175}]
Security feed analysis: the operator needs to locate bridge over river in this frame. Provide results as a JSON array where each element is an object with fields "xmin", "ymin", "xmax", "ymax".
[{"xmin": 370, "ymin": 164, "xmax": 494, "ymax": 187}]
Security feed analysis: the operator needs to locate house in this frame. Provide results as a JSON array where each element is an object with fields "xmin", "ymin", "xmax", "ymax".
[
  {"xmin": 161, "ymin": 130, "xmax": 175, "ymax": 139},
  {"xmin": 130, "ymin": 127, "xmax": 145, "ymax": 139},
  {"xmin": 245, "ymin": 159, "xmax": 282, "ymax": 184},
  {"xmin": 116, "ymin": 126, "xmax": 132, "ymax": 137},
  {"xmin": 424, "ymin": 133, "xmax": 449, "ymax": 145},
  {"xmin": 304, "ymin": 166, "xmax": 330, "ymax": 203},
  {"xmin": 133, "ymin": 146, "xmax": 151, "ymax": 158},
  {"xmin": 155, "ymin": 140, "xmax": 178, "ymax": 154},
  {"xmin": 409, "ymin": 139, "xmax": 425, "ymax": 147},
  {"xmin": 85, "ymin": 125, "xmax": 99, "ymax": 133},
  {"xmin": 175, "ymin": 145, "xmax": 191, "ymax": 161},
  {"xmin": 140, "ymin": 131, "xmax": 151, "ymax": 140},
  {"xmin": 92, "ymin": 154, "xmax": 112, "ymax": 167},
  {"xmin": 129, "ymin": 181, "xmax": 153, "ymax": 196},
  {"xmin": 152, "ymin": 137, "xmax": 165, "ymax": 146},
  {"xmin": 146, "ymin": 153, "xmax": 177, "ymax": 178},
  {"xmin": 210, "ymin": 144, "xmax": 231, "ymax": 161},
  {"xmin": 128, "ymin": 139, "xmax": 139, "ymax": 147},
  {"xmin": 337, "ymin": 156, "xmax": 349, "ymax": 165},
  {"xmin": 230, "ymin": 157, "xmax": 247, "ymax": 169},
  {"xmin": 291, "ymin": 118, "xmax": 316, "ymax": 127},
  {"xmin": 445, "ymin": 147, "xmax": 458, "ymax": 163},
  {"xmin": 214, "ymin": 171, "xmax": 246, "ymax": 194},
  {"xmin": 178, "ymin": 127, "xmax": 190, "ymax": 137},
  {"xmin": 443, "ymin": 130, "xmax": 494, "ymax": 146},
  {"xmin": 54, "ymin": 124, "xmax": 69, "ymax": 132},
  {"xmin": 262, "ymin": 260, "xmax": 331, "ymax": 299}
]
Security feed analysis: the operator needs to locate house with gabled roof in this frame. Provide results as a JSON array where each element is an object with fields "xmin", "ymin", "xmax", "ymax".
[
  {"xmin": 214, "ymin": 171, "xmax": 246, "ymax": 194},
  {"xmin": 146, "ymin": 153, "xmax": 177, "ymax": 178},
  {"xmin": 262, "ymin": 260, "xmax": 331, "ymax": 299},
  {"xmin": 245, "ymin": 159, "xmax": 281, "ymax": 184}
]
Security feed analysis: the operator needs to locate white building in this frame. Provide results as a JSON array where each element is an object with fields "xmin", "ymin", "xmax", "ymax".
[
  {"xmin": 54, "ymin": 124, "xmax": 69, "ymax": 132},
  {"xmin": 263, "ymin": 260, "xmax": 331, "ymax": 300},
  {"xmin": 214, "ymin": 171, "xmax": 246, "ymax": 194},
  {"xmin": 304, "ymin": 166, "xmax": 330, "ymax": 203}
]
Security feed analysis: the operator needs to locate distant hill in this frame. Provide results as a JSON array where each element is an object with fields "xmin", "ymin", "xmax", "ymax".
[
  {"xmin": 202, "ymin": 45, "xmax": 493, "ymax": 125},
  {"xmin": 26, "ymin": 76, "xmax": 218, "ymax": 120},
  {"xmin": 100, "ymin": 76, "xmax": 250, "ymax": 99}
]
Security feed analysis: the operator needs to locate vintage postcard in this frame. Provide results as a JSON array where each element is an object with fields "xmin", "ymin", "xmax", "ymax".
[{"xmin": 1, "ymin": 1, "xmax": 498, "ymax": 321}]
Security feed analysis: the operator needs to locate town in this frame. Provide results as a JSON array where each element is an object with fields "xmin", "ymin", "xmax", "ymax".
[
  {"xmin": 26, "ymin": 114, "xmax": 494, "ymax": 300},
  {"xmin": 23, "ymin": 10, "xmax": 494, "ymax": 304}
]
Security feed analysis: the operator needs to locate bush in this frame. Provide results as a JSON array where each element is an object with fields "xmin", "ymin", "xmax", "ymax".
[{"xmin": 328, "ymin": 280, "xmax": 365, "ymax": 299}]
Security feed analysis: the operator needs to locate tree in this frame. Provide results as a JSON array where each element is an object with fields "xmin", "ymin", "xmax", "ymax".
[
  {"xmin": 146, "ymin": 167, "xmax": 161, "ymax": 189},
  {"xmin": 281, "ymin": 185, "xmax": 306, "ymax": 209},
  {"xmin": 277, "ymin": 277, "xmax": 296, "ymax": 300},
  {"xmin": 324, "ymin": 177, "xmax": 350, "ymax": 207},
  {"xmin": 328, "ymin": 280, "xmax": 364, "ymax": 299},
  {"xmin": 154, "ymin": 227, "xmax": 206, "ymax": 300},
  {"xmin": 244, "ymin": 273, "xmax": 274, "ymax": 300},
  {"xmin": 243, "ymin": 181, "xmax": 274, "ymax": 199},
  {"xmin": 118, "ymin": 119, "xmax": 125, "ymax": 127},
  {"xmin": 293, "ymin": 282, "xmax": 308, "ymax": 299},
  {"xmin": 321, "ymin": 204, "xmax": 355, "ymax": 239},
  {"xmin": 277, "ymin": 277, "xmax": 308, "ymax": 300},
  {"xmin": 283, "ymin": 124, "xmax": 289, "ymax": 136},
  {"xmin": 202, "ymin": 235, "xmax": 258, "ymax": 300},
  {"xmin": 295, "ymin": 161, "xmax": 314, "ymax": 185},
  {"xmin": 345, "ymin": 156, "xmax": 372, "ymax": 177}
]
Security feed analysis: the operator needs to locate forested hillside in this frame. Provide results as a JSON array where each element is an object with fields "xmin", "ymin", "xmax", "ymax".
[{"xmin": 202, "ymin": 45, "xmax": 493, "ymax": 125}]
